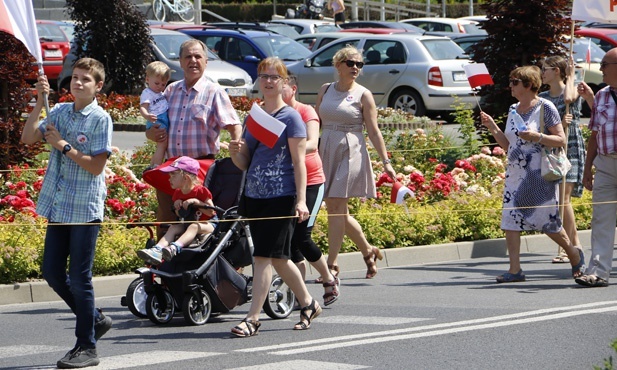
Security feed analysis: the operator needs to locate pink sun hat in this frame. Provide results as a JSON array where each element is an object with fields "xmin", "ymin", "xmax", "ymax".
[{"xmin": 158, "ymin": 156, "xmax": 200, "ymax": 175}]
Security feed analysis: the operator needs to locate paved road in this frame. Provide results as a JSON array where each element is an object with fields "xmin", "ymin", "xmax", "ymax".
[{"xmin": 1, "ymin": 252, "xmax": 616, "ymax": 369}]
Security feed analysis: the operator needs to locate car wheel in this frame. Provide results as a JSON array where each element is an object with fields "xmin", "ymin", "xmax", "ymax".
[
  {"xmin": 390, "ymin": 89, "xmax": 425, "ymax": 117},
  {"xmin": 152, "ymin": 0, "xmax": 166, "ymax": 22}
]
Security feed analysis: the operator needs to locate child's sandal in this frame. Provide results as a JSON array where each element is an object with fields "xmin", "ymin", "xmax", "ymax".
[{"xmin": 293, "ymin": 299, "xmax": 322, "ymax": 330}]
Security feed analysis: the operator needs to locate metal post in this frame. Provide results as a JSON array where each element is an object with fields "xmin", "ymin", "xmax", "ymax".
[
  {"xmin": 195, "ymin": 0, "xmax": 202, "ymax": 25},
  {"xmin": 469, "ymin": 0, "xmax": 473, "ymax": 16},
  {"xmin": 273, "ymin": 0, "xmax": 277, "ymax": 17},
  {"xmin": 380, "ymin": 0, "xmax": 385, "ymax": 21},
  {"xmin": 352, "ymin": 0, "xmax": 358, "ymax": 22},
  {"xmin": 426, "ymin": 0, "xmax": 430, "ymax": 16},
  {"xmin": 442, "ymin": 0, "xmax": 446, "ymax": 17}
]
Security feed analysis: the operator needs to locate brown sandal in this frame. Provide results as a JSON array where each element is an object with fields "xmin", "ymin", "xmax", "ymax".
[
  {"xmin": 322, "ymin": 274, "xmax": 340, "ymax": 306},
  {"xmin": 293, "ymin": 299, "xmax": 322, "ymax": 330},
  {"xmin": 364, "ymin": 246, "xmax": 383, "ymax": 279},
  {"xmin": 231, "ymin": 318, "xmax": 261, "ymax": 337},
  {"xmin": 314, "ymin": 264, "xmax": 339, "ymax": 284}
]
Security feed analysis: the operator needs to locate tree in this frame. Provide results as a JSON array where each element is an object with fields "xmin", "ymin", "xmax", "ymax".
[
  {"xmin": 66, "ymin": 0, "xmax": 154, "ymax": 94},
  {"xmin": 470, "ymin": 0, "xmax": 572, "ymax": 132},
  {"xmin": 0, "ymin": 32, "xmax": 45, "ymax": 170}
]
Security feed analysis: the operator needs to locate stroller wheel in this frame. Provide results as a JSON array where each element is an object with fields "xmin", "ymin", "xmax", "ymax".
[
  {"xmin": 263, "ymin": 274, "xmax": 294, "ymax": 319},
  {"xmin": 182, "ymin": 288, "xmax": 212, "ymax": 325},
  {"xmin": 126, "ymin": 277, "xmax": 147, "ymax": 318},
  {"xmin": 145, "ymin": 288, "xmax": 175, "ymax": 324}
]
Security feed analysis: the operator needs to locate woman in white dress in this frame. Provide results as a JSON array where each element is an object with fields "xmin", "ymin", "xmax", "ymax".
[{"xmin": 480, "ymin": 65, "xmax": 585, "ymax": 283}]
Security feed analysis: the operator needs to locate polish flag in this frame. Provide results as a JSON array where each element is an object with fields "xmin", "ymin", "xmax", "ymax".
[
  {"xmin": 586, "ymin": 38, "xmax": 592, "ymax": 65},
  {"xmin": 0, "ymin": 0, "xmax": 42, "ymax": 65},
  {"xmin": 245, "ymin": 103, "xmax": 286, "ymax": 149},
  {"xmin": 390, "ymin": 182, "xmax": 414, "ymax": 204},
  {"xmin": 463, "ymin": 63, "xmax": 494, "ymax": 89}
]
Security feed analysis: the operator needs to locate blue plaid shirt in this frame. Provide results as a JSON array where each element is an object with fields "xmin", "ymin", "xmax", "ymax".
[{"xmin": 36, "ymin": 100, "xmax": 112, "ymax": 223}]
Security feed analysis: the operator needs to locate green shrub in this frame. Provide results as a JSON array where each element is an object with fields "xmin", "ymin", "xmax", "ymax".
[{"xmin": 0, "ymin": 214, "xmax": 46, "ymax": 284}]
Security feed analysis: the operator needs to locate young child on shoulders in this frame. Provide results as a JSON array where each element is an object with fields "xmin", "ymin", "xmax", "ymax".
[
  {"xmin": 140, "ymin": 61, "xmax": 171, "ymax": 168},
  {"xmin": 137, "ymin": 156, "xmax": 217, "ymax": 265}
]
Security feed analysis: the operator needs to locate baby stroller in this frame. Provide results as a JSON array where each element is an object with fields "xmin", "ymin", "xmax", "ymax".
[{"xmin": 120, "ymin": 157, "xmax": 296, "ymax": 325}]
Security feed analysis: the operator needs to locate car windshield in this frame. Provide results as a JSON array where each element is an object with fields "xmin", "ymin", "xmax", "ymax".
[
  {"xmin": 252, "ymin": 36, "xmax": 311, "ymax": 61},
  {"xmin": 421, "ymin": 39, "xmax": 469, "ymax": 60},
  {"xmin": 264, "ymin": 24, "xmax": 300, "ymax": 39},
  {"xmin": 152, "ymin": 33, "xmax": 194, "ymax": 60},
  {"xmin": 462, "ymin": 24, "xmax": 486, "ymax": 35},
  {"xmin": 37, "ymin": 23, "xmax": 68, "ymax": 42},
  {"xmin": 315, "ymin": 24, "xmax": 340, "ymax": 33},
  {"xmin": 569, "ymin": 38, "xmax": 605, "ymax": 63}
]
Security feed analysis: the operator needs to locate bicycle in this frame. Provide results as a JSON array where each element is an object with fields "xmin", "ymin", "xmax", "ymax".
[{"xmin": 152, "ymin": 0, "xmax": 195, "ymax": 23}]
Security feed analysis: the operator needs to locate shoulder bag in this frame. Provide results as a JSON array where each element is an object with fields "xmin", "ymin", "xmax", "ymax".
[{"xmin": 539, "ymin": 102, "xmax": 571, "ymax": 181}]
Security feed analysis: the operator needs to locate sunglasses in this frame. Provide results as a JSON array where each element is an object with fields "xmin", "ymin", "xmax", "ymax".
[
  {"xmin": 509, "ymin": 78, "xmax": 522, "ymax": 86},
  {"xmin": 344, "ymin": 60, "xmax": 364, "ymax": 68}
]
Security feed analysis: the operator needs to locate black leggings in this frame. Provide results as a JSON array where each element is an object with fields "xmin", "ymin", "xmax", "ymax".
[{"xmin": 291, "ymin": 183, "xmax": 325, "ymax": 263}]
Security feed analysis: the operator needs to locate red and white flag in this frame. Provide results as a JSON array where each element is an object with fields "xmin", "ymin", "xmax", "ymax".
[
  {"xmin": 463, "ymin": 63, "xmax": 494, "ymax": 89},
  {"xmin": 572, "ymin": 0, "xmax": 617, "ymax": 23},
  {"xmin": 586, "ymin": 37, "xmax": 592, "ymax": 65},
  {"xmin": 0, "ymin": 0, "xmax": 42, "ymax": 64},
  {"xmin": 390, "ymin": 182, "xmax": 414, "ymax": 204},
  {"xmin": 245, "ymin": 103, "xmax": 286, "ymax": 149}
]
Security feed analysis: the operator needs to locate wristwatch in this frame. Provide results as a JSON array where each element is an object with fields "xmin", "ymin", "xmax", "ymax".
[
  {"xmin": 62, "ymin": 144, "xmax": 72, "ymax": 155},
  {"xmin": 382, "ymin": 158, "xmax": 391, "ymax": 165}
]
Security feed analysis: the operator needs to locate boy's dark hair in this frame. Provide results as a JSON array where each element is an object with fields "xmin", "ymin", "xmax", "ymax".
[{"xmin": 73, "ymin": 57, "xmax": 106, "ymax": 84}]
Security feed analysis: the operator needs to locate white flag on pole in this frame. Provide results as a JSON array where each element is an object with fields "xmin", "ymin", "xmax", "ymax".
[
  {"xmin": 0, "ymin": 0, "xmax": 42, "ymax": 64},
  {"xmin": 572, "ymin": 0, "xmax": 617, "ymax": 24}
]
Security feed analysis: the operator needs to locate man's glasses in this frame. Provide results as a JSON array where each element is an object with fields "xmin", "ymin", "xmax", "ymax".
[
  {"xmin": 509, "ymin": 78, "xmax": 522, "ymax": 86},
  {"xmin": 541, "ymin": 66, "xmax": 556, "ymax": 73},
  {"xmin": 600, "ymin": 61, "xmax": 617, "ymax": 68},
  {"xmin": 258, "ymin": 74, "xmax": 283, "ymax": 82},
  {"xmin": 344, "ymin": 60, "xmax": 364, "ymax": 68}
]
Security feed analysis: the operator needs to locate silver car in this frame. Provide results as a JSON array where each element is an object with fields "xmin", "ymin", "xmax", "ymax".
[
  {"xmin": 286, "ymin": 34, "xmax": 477, "ymax": 116},
  {"xmin": 57, "ymin": 27, "xmax": 253, "ymax": 97}
]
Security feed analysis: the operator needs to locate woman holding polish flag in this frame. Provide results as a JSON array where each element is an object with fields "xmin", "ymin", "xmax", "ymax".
[{"xmin": 228, "ymin": 57, "xmax": 321, "ymax": 337}]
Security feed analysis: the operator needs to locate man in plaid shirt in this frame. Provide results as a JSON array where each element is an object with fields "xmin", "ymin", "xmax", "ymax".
[
  {"xmin": 578, "ymin": 47, "xmax": 617, "ymax": 288},
  {"xmin": 146, "ymin": 39, "xmax": 242, "ymax": 235}
]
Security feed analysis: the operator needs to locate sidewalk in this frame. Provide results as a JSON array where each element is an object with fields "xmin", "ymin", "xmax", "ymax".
[{"xmin": 0, "ymin": 230, "xmax": 594, "ymax": 306}]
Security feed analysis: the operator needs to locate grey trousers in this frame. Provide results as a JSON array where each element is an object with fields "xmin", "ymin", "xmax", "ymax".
[{"xmin": 588, "ymin": 154, "xmax": 617, "ymax": 281}]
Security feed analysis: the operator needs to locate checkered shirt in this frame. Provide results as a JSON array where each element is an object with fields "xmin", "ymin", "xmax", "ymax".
[
  {"xmin": 164, "ymin": 75, "xmax": 241, "ymax": 158},
  {"xmin": 36, "ymin": 100, "xmax": 112, "ymax": 223}
]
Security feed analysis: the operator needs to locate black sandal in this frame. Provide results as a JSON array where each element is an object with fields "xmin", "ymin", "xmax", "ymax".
[
  {"xmin": 293, "ymin": 299, "xmax": 322, "ymax": 330},
  {"xmin": 575, "ymin": 274, "xmax": 609, "ymax": 288},
  {"xmin": 231, "ymin": 318, "xmax": 261, "ymax": 337},
  {"xmin": 322, "ymin": 275, "xmax": 340, "ymax": 306}
]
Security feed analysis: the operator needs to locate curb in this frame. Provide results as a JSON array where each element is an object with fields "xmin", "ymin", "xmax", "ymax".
[{"xmin": 0, "ymin": 230, "xmax": 594, "ymax": 306}]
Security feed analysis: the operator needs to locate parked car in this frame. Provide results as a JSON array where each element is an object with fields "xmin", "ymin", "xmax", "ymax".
[
  {"xmin": 295, "ymin": 31, "xmax": 365, "ymax": 51},
  {"xmin": 338, "ymin": 21, "xmax": 424, "ymax": 33},
  {"xmin": 57, "ymin": 27, "xmax": 254, "ymax": 97},
  {"xmin": 171, "ymin": 28, "xmax": 311, "ymax": 82},
  {"xmin": 340, "ymin": 28, "xmax": 406, "ymax": 35},
  {"xmin": 35, "ymin": 20, "xmax": 71, "ymax": 82},
  {"xmin": 268, "ymin": 19, "xmax": 340, "ymax": 34},
  {"xmin": 287, "ymin": 34, "xmax": 476, "ymax": 117},
  {"xmin": 401, "ymin": 17, "xmax": 485, "ymax": 34},
  {"xmin": 204, "ymin": 21, "xmax": 300, "ymax": 39},
  {"xmin": 575, "ymin": 27, "xmax": 617, "ymax": 53}
]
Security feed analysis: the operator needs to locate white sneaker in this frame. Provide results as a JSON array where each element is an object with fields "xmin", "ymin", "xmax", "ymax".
[{"xmin": 136, "ymin": 246, "xmax": 163, "ymax": 265}]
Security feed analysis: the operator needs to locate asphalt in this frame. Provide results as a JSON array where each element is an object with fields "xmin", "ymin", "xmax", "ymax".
[{"xmin": 0, "ymin": 230, "xmax": 595, "ymax": 306}]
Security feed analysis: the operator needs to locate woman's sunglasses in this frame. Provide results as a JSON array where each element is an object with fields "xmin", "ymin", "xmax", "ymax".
[
  {"xmin": 344, "ymin": 60, "xmax": 364, "ymax": 68},
  {"xmin": 509, "ymin": 78, "xmax": 522, "ymax": 86}
]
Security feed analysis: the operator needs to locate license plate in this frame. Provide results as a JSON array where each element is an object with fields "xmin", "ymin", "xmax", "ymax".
[
  {"xmin": 453, "ymin": 71, "xmax": 467, "ymax": 81},
  {"xmin": 226, "ymin": 88, "xmax": 247, "ymax": 96},
  {"xmin": 44, "ymin": 49, "xmax": 62, "ymax": 58}
]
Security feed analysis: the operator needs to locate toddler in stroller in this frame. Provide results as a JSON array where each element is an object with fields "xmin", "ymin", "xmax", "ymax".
[
  {"xmin": 121, "ymin": 157, "xmax": 296, "ymax": 325},
  {"xmin": 137, "ymin": 156, "xmax": 217, "ymax": 265}
]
